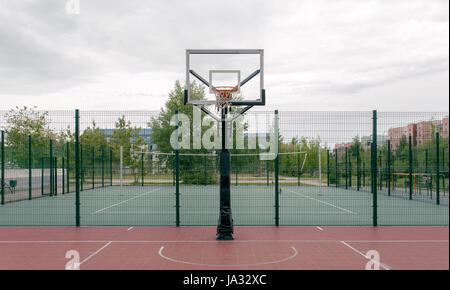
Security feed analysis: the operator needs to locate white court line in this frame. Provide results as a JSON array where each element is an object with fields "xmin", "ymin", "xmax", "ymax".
[
  {"xmin": 79, "ymin": 241, "xmax": 112, "ymax": 266},
  {"xmin": 283, "ymin": 188, "xmax": 356, "ymax": 214},
  {"xmin": 127, "ymin": 227, "xmax": 134, "ymax": 231},
  {"xmin": 340, "ymin": 241, "xmax": 391, "ymax": 270},
  {"xmin": 101, "ymin": 211, "xmax": 346, "ymax": 214},
  {"xmin": 92, "ymin": 188, "xmax": 161, "ymax": 214},
  {"xmin": 316, "ymin": 226, "xmax": 324, "ymax": 231},
  {"xmin": 158, "ymin": 245, "xmax": 298, "ymax": 267},
  {"xmin": 1, "ymin": 239, "xmax": 447, "ymax": 244}
]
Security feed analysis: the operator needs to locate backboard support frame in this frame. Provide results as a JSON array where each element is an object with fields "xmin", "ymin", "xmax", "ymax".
[{"xmin": 184, "ymin": 49, "xmax": 265, "ymax": 107}]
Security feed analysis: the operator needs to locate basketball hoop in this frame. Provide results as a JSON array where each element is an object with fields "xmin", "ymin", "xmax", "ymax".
[{"xmin": 212, "ymin": 86, "xmax": 238, "ymax": 112}]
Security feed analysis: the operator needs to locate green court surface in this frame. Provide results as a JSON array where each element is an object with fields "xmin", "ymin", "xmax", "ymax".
[{"xmin": 0, "ymin": 185, "xmax": 448, "ymax": 226}]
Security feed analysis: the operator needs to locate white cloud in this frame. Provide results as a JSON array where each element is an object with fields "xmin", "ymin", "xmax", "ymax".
[{"xmin": 0, "ymin": 0, "xmax": 448, "ymax": 111}]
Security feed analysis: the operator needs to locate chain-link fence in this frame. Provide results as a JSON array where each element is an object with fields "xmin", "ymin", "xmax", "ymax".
[{"xmin": 0, "ymin": 110, "xmax": 448, "ymax": 226}]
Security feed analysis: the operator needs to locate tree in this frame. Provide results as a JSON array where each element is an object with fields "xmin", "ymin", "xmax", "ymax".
[
  {"xmin": 149, "ymin": 81, "xmax": 220, "ymax": 184},
  {"xmin": 4, "ymin": 106, "xmax": 55, "ymax": 167},
  {"xmin": 349, "ymin": 135, "xmax": 361, "ymax": 156},
  {"xmin": 80, "ymin": 121, "xmax": 108, "ymax": 149},
  {"xmin": 149, "ymin": 81, "xmax": 208, "ymax": 152},
  {"xmin": 109, "ymin": 116, "xmax": 145, "ymax": 182}
]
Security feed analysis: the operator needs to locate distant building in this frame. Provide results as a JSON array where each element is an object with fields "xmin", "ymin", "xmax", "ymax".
[
  {"xmin": 388, "ymin": 125, "xmax": 416, "ymax": 150},
  {"xmin": 442, "ymin": 117, "xmax": 449, "ymax": 139},
  {"xmin": 388, "ymin": 116, "xmax": 448, "ymax": 150},
  {"xmin": 359, "ymin": 135, "xmax": 387, "ymax": 150},
  {"xmin": 334, "ymin": 135, "xmax": 387, "ymax": 155},
  {"xmin": 100, "ymin": 128, "xmax": 157, "ymax": 151},
  {"xmin": 334, "ymin": 143, "xmax": 353, "ymax": 156},
  {"xmin": 416, "ymin": 121, "xmax": 432, "ymax": 146}
]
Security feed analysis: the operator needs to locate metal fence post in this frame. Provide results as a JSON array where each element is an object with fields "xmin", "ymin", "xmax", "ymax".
[
  {"xmin": 1, "ymin": 131, "xmax": 4, "ymax": 205},
  {"xmin": 110, "ymin": 148, "xmax": 113, "ymax": 186},
  {"xmin": 80, "ymin": 144, "xmax": 84, "ymax": 191},
  {"xmin": 141, "ymin": 151, "xmax": 144, "ymax": 186},
  {"xmin": 75, "ymin": 109, "xmax": 80, "ymax": 227},
  {"xmin": 62, "ymin": 146, "xmax": 65, "ymax": 195},
  {"xmin": 274, "ymin": 110, "xmax": 279, "ymax": 226},
  {"xmin": 363, "ymin": 161, "xmax": 366, "ymax": 187},
  {"xmin": 54, "ymin": 156, "xmax": 57, "ymax": 196},
  {"xmin": 175, "ymin": 111, "xmax": 180, "ymax": 227},
  {"xmin": 50, "ymin": 139, "xmax": 53, "ymax": 196},
  {"xmin": 335, "ymin": 149, "xmax": 338, "ymax": 188},
  {"xmin": 349, "ymin": 155, "xmax": 352, "ymax": 188},
  {"xmin": 172, "ymin": 153, "xmax": 175, "ymax": 186},
  {"xmin": 345, "ymin": 147, "xmax": 348, "ymax": 190},
  {"xmin": 327, "ymin": 150, "xmax": 330, "ymax": 187},
  {"xmin": 409, "ymin": 135, "xmax": 413, "ymax": 200},
  {"xmin": 379, "ymin": 155, "xmax": 382, "ymax": 191},
  {"xmin": 204, "ymin": 152, "xmax": 207, "ymax": 185},
  {"xmin": 442, "ymin": 147, "xmax": 446, "ymax": 196},
  {"xmin": 120, "ymin": 146, "xmax": 123, "ymax": 187},
  {"xmin": 297, "ymin": 151, "xmax": 300, "ymax": 186},
  {"xmin": 371, "ymin": 110, "xmax": 377, "ymax": 226},
  {"xmin": 28, "ymin": 135, "xmax": 32, "ymax": 200},
  {"xmin": 357, "ymin": 144, "xmax": 361, "ymax": 191},
  {"xmin": 41, "ymin": 156, "xmax": 44, "ymax": 196},
  {"xmin": 436, "ymin": 132, "xmax": 440, "ymax": 205},
  {"xmin": 102, "ymin": 147, "xmax": 105, "ymax": 188},
  {"xmin": 319, "ymin": 146, "xmax": 322, "ymax": 187},
  {"xmin": 92, "ymin": 146, "xmax": 95, "ymax": 189},
  {"xmin": 66, "ymin": 142, "xmax": 70, "ymax": 193},
  {"xmin": 387, "ymin": 140, "xmax": 391, "ymax": 196}
]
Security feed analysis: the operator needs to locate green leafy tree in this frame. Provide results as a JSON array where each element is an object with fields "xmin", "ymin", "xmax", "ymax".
[
  {"xmin": 109, "ymin": 116, "xmax": 145, "ymax": 182},
  {"xmin": 4, "ymin": 106, "xmax": 55, "ymax": 167},
  {"xmin": 349, "ymin": 135, "xmax": 361, "ymax": 156},
  {"xmin": 148, "ymin": 81, "xmax": 220, "ymax": 184},
  {"xmin": 80, "ymin": 121, "xmax": 108, "ymax": 149}
]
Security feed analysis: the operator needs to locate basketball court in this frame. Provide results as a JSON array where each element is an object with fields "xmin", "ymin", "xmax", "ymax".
[{"xmin": 0, "ymin": 226, "xmax": 447, "ymax": 270}]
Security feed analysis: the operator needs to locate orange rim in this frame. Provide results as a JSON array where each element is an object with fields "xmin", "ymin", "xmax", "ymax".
[{"xmin": 212, "ymin": 86, "xmax": 238, "ymax": 101}]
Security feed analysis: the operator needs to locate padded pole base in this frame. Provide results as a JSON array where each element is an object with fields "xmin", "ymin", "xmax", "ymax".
[{"xmin": 216, "ymin": 150, "xmax": 234, "ymax": 240}]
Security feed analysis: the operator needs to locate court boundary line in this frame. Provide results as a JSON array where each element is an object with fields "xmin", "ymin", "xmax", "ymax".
[
  {"xmin": 158, "ymin": 245, "xmax": 298, "ymax": 267},
  {"xmin": 92, "ymin": 188, "xmax": 161, "ymax": 214},
  {"xmin": 282, "ymin": 188, "xmax": 356, "ymax": 214},
  {"xmin": 99, "ymin": 211, "xmax": 348, "ymax": 214},
  {"xmin": 0, "ymin": 239, "xmax": 447, "ymax": 243}
]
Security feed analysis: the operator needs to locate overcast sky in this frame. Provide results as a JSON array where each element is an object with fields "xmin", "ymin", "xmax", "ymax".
[{"xmin": 0, "ymin": 0, "xmax": 448, "ymax": 112}]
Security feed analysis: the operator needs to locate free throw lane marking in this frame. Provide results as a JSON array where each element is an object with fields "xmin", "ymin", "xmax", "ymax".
[{"xmin": 158, "ymin": 246, "xmax": 298, "ymax": 267}]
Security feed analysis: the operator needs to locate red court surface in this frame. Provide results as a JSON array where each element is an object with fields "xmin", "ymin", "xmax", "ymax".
[{"xmin": 0, "ymin": 226, "xmax": 448, "ymax": 270}]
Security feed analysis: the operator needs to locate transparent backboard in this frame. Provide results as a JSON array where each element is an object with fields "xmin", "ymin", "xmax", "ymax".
[{"xmin": 185, "ymin": 49, "xmax": 265, "ymax": 106}]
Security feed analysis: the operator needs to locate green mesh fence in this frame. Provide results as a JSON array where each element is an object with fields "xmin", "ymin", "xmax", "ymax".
[{"xmin": 0, "ymin": 110, "xmax": 448, "ymax": 226}]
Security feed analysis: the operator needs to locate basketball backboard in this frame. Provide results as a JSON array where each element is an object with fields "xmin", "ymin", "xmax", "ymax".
[{"xmin": 184, "ymin": 49, "xmax": 265, "ymax": 107}]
